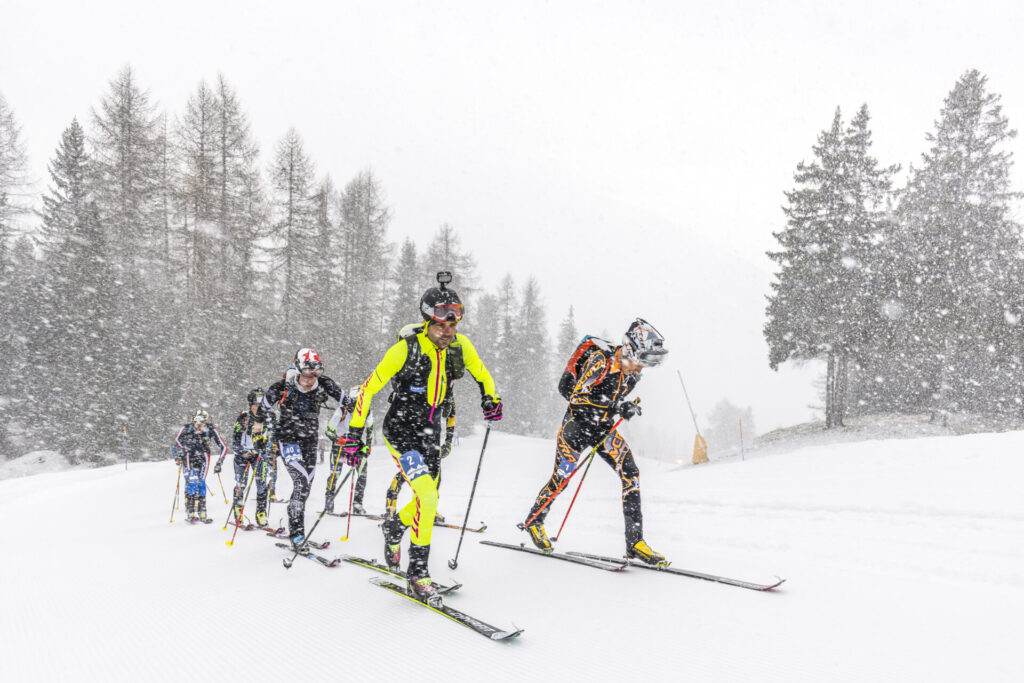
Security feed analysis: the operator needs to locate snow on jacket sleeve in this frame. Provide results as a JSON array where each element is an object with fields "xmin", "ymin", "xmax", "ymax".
[
  {"xmin": 349, "ymin": 339, "xmax": 409, "ymax": 430},
  {"xmin": 457, "ymin": 334, "xmax": 499, "ymax": 400}
]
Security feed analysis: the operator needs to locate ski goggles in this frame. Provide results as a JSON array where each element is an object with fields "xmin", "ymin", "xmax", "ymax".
[
  {"xmin": 298, "ymin": 362, "xmax": 323, "ymax": 377},
  {"xmin": 624, "ymin": 343, "xmax": 668, "ymax": 367},
  {"xmin": 637, "ymin": 347, "xmax": 669, "ymax": 367},
  {"xmin": 424, "ymin": 302, "xmax": 463, "ymax": 323}
]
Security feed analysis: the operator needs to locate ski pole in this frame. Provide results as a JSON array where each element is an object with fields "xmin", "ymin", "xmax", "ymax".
[
  {"xmin": 169, "ymin": 463, "xmax": 182, "ymax": 523},
  {"xmin": 340, "ymin": 458, "xmax": 366, "ymax": 542},
  {"xmin": 448, "ymin": 424, "xmax": 492, "ymax": 570},
  {"xmin": 222, "ymin": 461, "xmax": 252, "ymax": 530},
  {"xmin": 283, "ymin": 461, "xmax": 354, "ymax": 569},
  {"xmin": 551, "ymin": 451, "xmax": 597, "ymax": 542},
  {"xmin": 226, "ymin": 463, "xmax": 256, "ymax": 546},
  {"xmin": 217, "ymin": 471, "xmax": 229, "ymax": 504},
  {"xmin": 522, "ymin": 417, "xmax": 624, "ymax": 531}
]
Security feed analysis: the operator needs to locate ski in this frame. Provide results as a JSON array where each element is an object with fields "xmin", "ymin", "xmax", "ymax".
[
  {"xmin": 369, "ymin": 577, "xmax": 522, "ymax": 641},
  {"xmin": 566, "ymin": 551, "xmax": 786, "ymax": 592},
  {"xmin": 327, "ymin": 511, "xmax": 487, "ymax": 533},
  {"xmin": 325, "ymin": 511, "xmax": 384, "ymax": 520},
  {"xmin": 337, "ymin": 554, "xmax": 462, "ymax": 595},
  {"xmin": 275, "ymin": 542, "xmax": 340, "ymax": 569},
  {"xmin": 240, "ymin": 524, "xmax": 285, "ymax": 534},
  {"xmin": 188, "ymin": 518, "xmax": 214, "ymax": 525},
  {"xmin": 263, "ymin": 528, "xmax": 329, "ymax": 550},
  {"xmin": 480, "ymin": 540, "xmax": 626, "ymax": 572}
]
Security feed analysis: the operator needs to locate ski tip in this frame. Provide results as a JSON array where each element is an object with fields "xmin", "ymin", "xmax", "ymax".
[{"xmin": 492, "ymin": 628, "xmax": 525, "ymax": 640}]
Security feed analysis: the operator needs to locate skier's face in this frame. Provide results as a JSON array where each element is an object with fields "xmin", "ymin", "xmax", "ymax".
[
  {"xmin": 619, "ymin": 349, "xmax": 643, "ymax": 375},
  {"xmin": 297, "ymin": 373, "xmax": 317, "ymax": 390},
  {"xmin": 426, "ymin": 320, "xmax": 458, "ymax": 349}
]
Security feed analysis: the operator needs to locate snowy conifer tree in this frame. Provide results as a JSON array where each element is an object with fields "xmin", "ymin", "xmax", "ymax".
[{"xmin": 894, "ymin": 70, "xmax": 1024, "ymax": 420}]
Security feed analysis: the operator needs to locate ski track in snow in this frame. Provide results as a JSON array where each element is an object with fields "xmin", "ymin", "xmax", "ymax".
[{"xmin": 3, "ymin": 429, "xmax": 1024, "ymax": 681}]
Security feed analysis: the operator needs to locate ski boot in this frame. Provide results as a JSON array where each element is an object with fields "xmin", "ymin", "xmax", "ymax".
[
  {"xmin": 197, "ymin": 497, "xmax": 209, "ymax": 523},
  {"xmin": 434, "ymin": 511, "xmax": 446, "ymax": 525},
  {"xmin": 627, "ymin": 539, "xmax": 668, "ymax": 567},
  {"xmin": 255, "ymin": 510, "xmax": 269, "ymax": 527},
  {"xmin": 406, "ymin": 545, "xmax": 442, "ymax": 607},
  {"xmin": 382, "ymin": 513, "xmax": 407, "ymax": 572},
  {"xmin": 352, "ymin": 502, "xmax": 366, "ymax": 515},
  {"xmin": 232, "ymin": 504, "xmax": 243, "ymax": 525},
  {"xmin": 324, "ymin": 496, "xmax": 334, "ymax": 513},
  {"xmin": 290, "ymin": 534, "xmax": 308, "ymax": 553},
  {"xmin": 185, "ymin": 494, "xmax": 197, "ymax": 522},
  {"xmin": 525, "ymin": 522, "xmax": 553, "ymax": 553}
]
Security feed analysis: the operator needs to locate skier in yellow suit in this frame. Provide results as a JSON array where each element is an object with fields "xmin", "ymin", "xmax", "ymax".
[{"xmin": 341, "ymin": 272, "xmax": 501, "ymax": 605}]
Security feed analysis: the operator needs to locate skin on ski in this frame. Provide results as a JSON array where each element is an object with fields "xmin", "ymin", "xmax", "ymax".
[
  {"xmin": 370, "ymin": 577, "xmax": 522, "ymax": 641},
  {"xmin": 327, "ymin": 511, "xmax": 487, "ymax": 533},
  {"xmin": 566, "ymin": 551, "xmax": 786, "ymax": 591},
  {"xmin": 480, "ymin": 540, "xmax": 626, "ymax": 571},
  {"xmin": 263, "ymin": 528, "xmax": 330, "ymax": 549},
  {"xmin": 338, "ymin": 554, "xmax": 462, "ymax": 595},
  {"xmin": 274, "ymin": 542, "xmax": 340, "ymax": 568}
]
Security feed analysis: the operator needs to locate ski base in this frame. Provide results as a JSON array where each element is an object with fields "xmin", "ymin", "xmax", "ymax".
[
  {"xmin": 566, "ymin": 551, "xmax": 786, "ymax": 591},
  {"xmin": 480, "ymin": 540, "xmax": 626, "ymax": 571},
  {"xmin": 338, "ymin": 554, "xmax": 462, "ymax": 595},
  {"xmin": 370, "ymin": 577, "xmax": 521, "ymax": 641},
  {"xmin": 275, "ymin": 542, "xmax": 340, "ymax": 568}
]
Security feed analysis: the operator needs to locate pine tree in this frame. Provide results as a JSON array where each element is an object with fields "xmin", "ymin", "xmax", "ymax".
[
  {"xmin": 337, "ymin": 169, "xmax": 392, "ymax": 380},
  {"xmin": 267, "ymin": 128, "xmax": 317, "ymax": 329},
  {"xmin": 556, "ymin": 305, "xmax": 579, "ymax": 361},
  {"xmin": 88, "ymin": 66, "xmax": 168, "ymax": 448},
  {"xmin": 387, "ymin": 238, "xmax": 421, "ymax": 332},
  {"xmin": 508, "ymin": 277, "xmax": 554, "ymax": 436},
  {"xmin": 765, "ymin": 105, "xmax": 898, "ymax": 427},
  {"xmin": 894, "ymin": 70, "xmax": 1024, "ymax": 420},
  {"xmin": 37, "ymin": 122, "xmax": 117, "ymax": 458}
]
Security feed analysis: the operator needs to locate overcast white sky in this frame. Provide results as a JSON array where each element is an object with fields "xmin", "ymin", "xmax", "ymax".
[{"xmin": 3, "ymin": 0, "xmax": 1023, "ymax": 440}]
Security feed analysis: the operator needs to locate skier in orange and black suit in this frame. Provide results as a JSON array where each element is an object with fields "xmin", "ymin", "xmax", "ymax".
[{"xmin": 522, "ymin": 318, "xmax": 669, "ymax": 565}]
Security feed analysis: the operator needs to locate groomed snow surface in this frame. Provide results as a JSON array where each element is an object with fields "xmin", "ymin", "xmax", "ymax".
[{"xmin": 3, "ymin": 427, "xmax": 1022, "ymax": 681}]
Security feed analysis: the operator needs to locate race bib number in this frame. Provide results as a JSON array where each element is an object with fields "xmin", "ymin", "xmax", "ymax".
[
  {"xmin": 399, "ymin": 449, "xmax": 430, "ymax": 480},
  {"xmin": 557, "ymin": 458, "xmax": 578, "ymax": 479},
  {"xmin": 281, "ymin": 443, "xmax": 302, "ymax": 464}
]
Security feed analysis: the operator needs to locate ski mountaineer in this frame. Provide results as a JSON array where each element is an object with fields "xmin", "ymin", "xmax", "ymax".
[
  {"xmin": 521, "ymin": 318, "xmax": 670, "ymax": 565},
  {"xmin": 385, "ymin": 387, "xmax": 456, "ymax": 523},
  {"xmin": 221, "ymin": 388, "xmax": 273, "ymax": 527},
  {"xmin": 173, "ymin": 409, "xmax": 228, "ymax": 523},
  {"xmin": 341, "ymin": 272, "xmax": 502, "ymax": 604},
  {"xmin": 323, "ymin": 386, "xmax": 373, "ymax": 514},
  {"xmin": 253, "ymin": 349, "xmax": 346, "ymax": 549}
]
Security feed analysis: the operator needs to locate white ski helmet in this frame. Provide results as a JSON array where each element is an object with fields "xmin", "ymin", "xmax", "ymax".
[
  {"xmin": 294, "ymin": 348, "xmax": 324, "ymax": 377},
  {"xmin": 622, "ymin": 318, "xmax": 668, "ymax": 367}
]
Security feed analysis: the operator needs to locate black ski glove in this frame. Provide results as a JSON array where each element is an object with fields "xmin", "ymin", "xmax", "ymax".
[
  {"xmin": 616, "ymin": 400, "xmax": 642, "ymax": 421},
  {"xmin": 214, "ymin": 460, "xmax": 223, "ymax": 474}
]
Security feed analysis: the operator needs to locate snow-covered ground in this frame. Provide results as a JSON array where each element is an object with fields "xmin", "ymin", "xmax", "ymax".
[{"xmin": 3, "ymin": 426, "xmax": 1023, "ymax": 681}]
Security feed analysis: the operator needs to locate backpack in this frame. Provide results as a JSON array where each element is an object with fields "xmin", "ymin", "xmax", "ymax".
[
  {"xmin": 558, "ymin": 335, "xmax": 614, "ymax": 400},
  {"xmin": 391, "ymin": 323, "xmax": 466, "ymax": 393}
]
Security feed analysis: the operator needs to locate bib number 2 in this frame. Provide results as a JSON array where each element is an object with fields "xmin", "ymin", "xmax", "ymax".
[{"xmin": 399, "ymin": 449, "xmax": 429, "ymax": 480}]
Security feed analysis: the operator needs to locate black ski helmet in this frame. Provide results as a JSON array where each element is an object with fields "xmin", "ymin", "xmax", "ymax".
[
  {"xmin": 247, "ymin": 387, "xmax": 264, "ymax": 406},
  {"xmin": 420, "ymin": 271, "xmax": 463, "ymax": 323}
]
